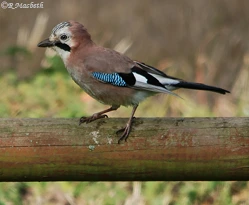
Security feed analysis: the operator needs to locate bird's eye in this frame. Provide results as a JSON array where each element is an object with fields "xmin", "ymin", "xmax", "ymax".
[{"xmin": 60, "ymin": 34, "xmax": 68, "ymax": 41}]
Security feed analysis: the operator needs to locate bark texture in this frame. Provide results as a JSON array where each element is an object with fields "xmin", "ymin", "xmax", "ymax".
[{"xmin": 0, "ymin": 117, "xmax": 248, "ymax": 181}]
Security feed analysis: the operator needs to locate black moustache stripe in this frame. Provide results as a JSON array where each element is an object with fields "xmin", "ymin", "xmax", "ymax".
[{"xmin": 55, "ymin": 42, "xmax": 71, "ymax": 52}]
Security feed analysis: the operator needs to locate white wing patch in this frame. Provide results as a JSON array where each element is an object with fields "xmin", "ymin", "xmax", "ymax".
[
  {"xmin": 130, "ymin": 70, "xmax": 181, "ymax": 97},
  {"xmin": 133, "ymin": 73, "xmax": 148, "ymax": 84},
  {"xmin": 150, "ymin": 74, "xmax": 180, "ymax": 85},
  {"xmin": 133, "ymin": 82, "xmax": 181, "ymax": 98}
]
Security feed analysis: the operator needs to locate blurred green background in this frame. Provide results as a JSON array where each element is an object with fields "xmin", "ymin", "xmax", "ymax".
[{"xmin": 0, "ymin": 0, "xmax": 249, "ymax": 204}]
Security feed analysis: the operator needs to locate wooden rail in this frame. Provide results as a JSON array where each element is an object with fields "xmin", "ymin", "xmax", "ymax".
[{"xmin": 0, "ymin": 117, "xmax": 248, "ymax": 181}]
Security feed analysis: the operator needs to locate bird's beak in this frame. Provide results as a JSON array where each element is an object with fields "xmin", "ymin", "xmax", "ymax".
[{"xmin": 37, "ymin": 38, "xmax": 54, "ymax": 47}]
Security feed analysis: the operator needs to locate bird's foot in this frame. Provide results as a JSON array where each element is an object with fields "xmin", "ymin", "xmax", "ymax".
[
  {"xmin": 79, "ymin": 113, "xmax": 108, "ymax": 125},
  {"xmin": 116, "ymin": 125, "xmax": 131, "ymax": 144},
  {"xmin": 116, "ymin": 117, "xmax": 135, "ymax": 143}
]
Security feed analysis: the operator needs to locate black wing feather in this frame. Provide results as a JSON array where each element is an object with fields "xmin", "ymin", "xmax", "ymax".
[{"xmin": 134, "ymin": 60, "xmax": 181, "ymax": 80}]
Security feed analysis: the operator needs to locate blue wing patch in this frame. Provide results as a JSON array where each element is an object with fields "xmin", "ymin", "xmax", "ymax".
[{"xmin": 92, "ymin": 72, "xmax": 127, "ymax": 87}]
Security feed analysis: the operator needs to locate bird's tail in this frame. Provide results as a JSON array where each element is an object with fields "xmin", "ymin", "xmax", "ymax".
[{"xmin": 172, "ymin": 81, "xmax": 230, "ymax": 95}]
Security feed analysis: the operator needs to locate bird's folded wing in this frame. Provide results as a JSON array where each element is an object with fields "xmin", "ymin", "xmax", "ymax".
[
  {"xmin": 84, "ymin": 49, "xmax": 180, "ymax": 97},
  {"xmin": 91, "ymin": 66, "xmax": 181, "ymax": 97}
]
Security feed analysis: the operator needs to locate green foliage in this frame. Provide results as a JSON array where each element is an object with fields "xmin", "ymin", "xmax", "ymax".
[
  {"xmin": 0, "ymin": 71, "xmax": 86, "ymax": 118},
  {"xmin": 44, "ymin": 55, "xmax": 69, "ymax": 75},
  {"xmin": 1, "ymin": 45, "xmax": 31, "ymax": 58},
  {"xmin": 0, "ymin": 182, "xmax": 248, "ymax": 204}
]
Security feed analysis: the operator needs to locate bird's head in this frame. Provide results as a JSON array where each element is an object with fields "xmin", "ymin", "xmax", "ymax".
[{"xmin": 38, "ymin": 21, "xmax": 92, "ymax": 62}]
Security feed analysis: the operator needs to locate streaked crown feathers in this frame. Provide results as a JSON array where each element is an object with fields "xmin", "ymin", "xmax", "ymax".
[{"xmin": 51, "ymin": 21, "xmax": 71, "ymax": 35}]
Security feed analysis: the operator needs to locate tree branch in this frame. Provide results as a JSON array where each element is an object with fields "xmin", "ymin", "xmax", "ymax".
[{"xmin": 0, "ymin": 117, "xmax": 248, "ymax": 181}]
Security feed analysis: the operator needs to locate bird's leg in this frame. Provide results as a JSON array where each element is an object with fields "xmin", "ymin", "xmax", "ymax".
[
  {"xmin": 117, "ymin": 105, "xmax": 138, "ymax": 143},
  {"xmin": 79, "ymin": 105, "xmax": 119, "ymax": 125}
]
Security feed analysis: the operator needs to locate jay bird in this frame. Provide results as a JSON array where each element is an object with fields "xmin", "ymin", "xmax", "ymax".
[{"xmin": 38, "ymin": 21, "xmax": 230, "ymax": 143}]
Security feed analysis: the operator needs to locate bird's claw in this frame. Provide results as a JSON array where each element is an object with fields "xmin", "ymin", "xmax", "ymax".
[
  {"xmin": 79, "ymin": 114, "xmax": 108, "ymax": 125},
  {"xmin": 117, "ymin": 125, "xmax": 131, "ymax": 144},
  {"xmin": 116, "ymin": 116, "xmax": 136, "ymax": 143}
]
